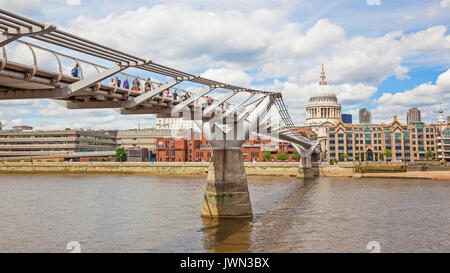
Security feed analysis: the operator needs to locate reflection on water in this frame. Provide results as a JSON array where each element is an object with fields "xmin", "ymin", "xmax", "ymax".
[
  {"xmin": 201, "ymin": 218, "xmax": 252, "ymax": 253},
  {"xmin": 0, "ymin": 174, "xmax": 449, "ymax": 252}
]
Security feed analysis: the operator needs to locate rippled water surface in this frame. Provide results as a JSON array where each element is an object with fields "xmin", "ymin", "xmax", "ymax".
[{"xmin": 0, "ymin": 174, "xmax": 449, "ymax": 252}]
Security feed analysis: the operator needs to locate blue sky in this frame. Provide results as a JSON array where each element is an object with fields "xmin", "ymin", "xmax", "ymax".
[{"xmin": 0, "ymin": 0, "xmax": 449, "ymax": 130}]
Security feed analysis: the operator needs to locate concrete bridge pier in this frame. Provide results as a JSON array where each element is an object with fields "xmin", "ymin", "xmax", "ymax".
[
  {"xmin": 201, "ymin": 148, "xmax": 252, "ymax": 218},
  {"xmin": 297, "ymin": 153, "xmax": 320, "ymax": 179}
]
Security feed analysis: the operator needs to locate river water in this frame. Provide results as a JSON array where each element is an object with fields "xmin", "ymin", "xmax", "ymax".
[{"xmin": 0, "ymin": 174, "xmax": 449, "ymax": 253}]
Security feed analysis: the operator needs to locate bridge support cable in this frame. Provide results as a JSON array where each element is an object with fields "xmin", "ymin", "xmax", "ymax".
[
  {"xmin": 223, "ymin": 93, "xmax": 255, "ymax": 118},
  {"xmin": 202, "ymin": 91, "xmax": 236, "ymax": 117},
  {"xmin": 171, "ymin": 86, "xmax": 217, "ymax": 116},
  {"xmin": 237, "ymin": 95, "xmax": 268, "ymax": 121}
]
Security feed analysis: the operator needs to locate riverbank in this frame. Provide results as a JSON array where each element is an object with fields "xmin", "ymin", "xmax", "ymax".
[
  {"xmin": 354, "ymin": 171, "xmax": 450, "ymax": 180},
  {"xmin": 0, "ymin": 161, "xmax": 300, "ymax": 177},
  {"xmin": 1, "ymin": 161, "xmax": 449, "ymax": 180}
]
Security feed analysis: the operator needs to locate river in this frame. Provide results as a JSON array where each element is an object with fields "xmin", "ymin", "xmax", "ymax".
[{"xmin": 0, "ymin": 174, "xmax": 449, "ymax": 252}]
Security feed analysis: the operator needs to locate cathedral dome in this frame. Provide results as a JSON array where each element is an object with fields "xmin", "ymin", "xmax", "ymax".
[
  {"xmin": 305, "ymin": 65, "xmax": 342, "ymax": 126},
  {"xmin": 309, "ymin": 65, "xmax": 338, "ymax": 103}
]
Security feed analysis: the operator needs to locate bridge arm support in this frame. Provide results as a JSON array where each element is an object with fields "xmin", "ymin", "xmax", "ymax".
[
  {"xmin": 0, "ymin": 23, "xmax": 56, "ymax": 47},
  {"xmin": 65, "ymin": 65, "xmax": 127, "ymax": 96},
  {"xmin": 125, "ymin": 79, "xmax": 182, "ymax": 108},
  {"xmin": 171, "ymin": 86, "xmax": 217, "ymax": 116}
]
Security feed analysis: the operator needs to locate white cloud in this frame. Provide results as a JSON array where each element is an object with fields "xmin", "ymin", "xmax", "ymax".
[
  {"xmin": 440, "ymin": 0, "xmax": 450, "ymax": 8},
  {"xmin": 0, "ymin": 0, "xmax": 42, "ymax": 16},
  {"xmin": 62, "ymin": 3, "xmax": 450, "ymax": 88},
  {"xmin": 367, "ymin": 0, "xmax": 381, "ymax": 6},
  {"xmin": 201, "ymin": 68, "xmax": 252, "ymax": 87},
  {"xmin": 66, "ymin": 0, "xmax": 81, "ymax": 6},
  {"xmin": 372, "ymin": 69, "xmax": 450, "ymax": 123}
]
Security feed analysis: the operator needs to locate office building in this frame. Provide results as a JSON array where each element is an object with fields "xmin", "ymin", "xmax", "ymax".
[
  {"xmin": 327, "ymin": 116, "xmax": 437, "ymax": 162},
  {"xmin": 359, "ymin": 108, "xmax": 372, "ymax": 124},
  {"xmin": 407, "ymin": 107, "xmax": 422, "ymax": 125},
  {"xmin": 341, "ymin": 114, "xmax": 352, "ymax": 124}
]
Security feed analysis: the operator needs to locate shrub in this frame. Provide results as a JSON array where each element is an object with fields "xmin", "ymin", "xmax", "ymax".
[
  {"xmin": 262, "ymin": 151, "xmax": 272, "ymax": 161},
  {"xmin": 276, "ymin": 152, "xmax": 288, "ymax": 161},
  {"xmin": 115, "ymin": 147, "xmax": 127, "ymax": 162},
  {"xmin": 291, "ymin": 151, "xmax": 300, "ymax": 161}
]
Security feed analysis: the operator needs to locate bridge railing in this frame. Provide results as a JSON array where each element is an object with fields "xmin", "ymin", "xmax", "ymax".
[{"xmin": 0, "ymin": 39, "xmax": 201, "ymax": 99}]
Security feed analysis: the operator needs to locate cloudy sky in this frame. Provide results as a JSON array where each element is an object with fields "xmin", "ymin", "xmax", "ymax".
[{"xmin": 0, "ymin": 0, "xmax": 449, "ymax": 130}]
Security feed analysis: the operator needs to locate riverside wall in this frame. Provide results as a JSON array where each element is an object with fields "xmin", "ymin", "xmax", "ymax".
[
  {"xmin": 0, "ymin": 161, "xmax": 449, "ymax": 180},
  {"xmin": 0, "ymin": 161, "xmax": 300, "ymax": 177}
]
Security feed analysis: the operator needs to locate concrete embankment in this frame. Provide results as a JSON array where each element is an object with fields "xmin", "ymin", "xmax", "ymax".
[
  {"xmin": 0, "ymin": 162, "xmax": 449, "ymax": 180},
  {"xmin": 0, "ymin": 161, "xmax": 299, "ymax": 177}
]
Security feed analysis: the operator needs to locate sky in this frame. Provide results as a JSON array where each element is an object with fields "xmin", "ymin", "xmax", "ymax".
[{"xmin": 0, "ymin": 0, "xmax": 449, "ymax": 130}]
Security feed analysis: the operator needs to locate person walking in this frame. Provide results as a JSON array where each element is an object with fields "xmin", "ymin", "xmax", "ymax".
[
  {"xmin": 123, "ymin": 77, "xmax": 129, "ymax": 89},
  {"xmin": 132, "ymin": 78, "xmax": 140, "ymax": 91},
  {"xmin": 71, "ymin": 63, "xmax": 80, "ymax": 78},
  {"xmin": 115, "ymin": 76, "xmax": 121, "ymax": 88},
  {"xmin": 145, "ymin": 78, "xmax": 152, "ymax": 92},
  {"xmin": 173, "ymin": 90, "xmax": 178, "ymax": 100}
]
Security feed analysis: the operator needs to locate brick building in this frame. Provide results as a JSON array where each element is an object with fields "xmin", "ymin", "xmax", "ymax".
[{"xmin": 156, "ymin": 134, "xmax": 299, "ymax": 162}]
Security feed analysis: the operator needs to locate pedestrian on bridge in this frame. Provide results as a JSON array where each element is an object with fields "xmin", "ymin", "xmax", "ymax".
[
  {"xmin": 145, "ymin": 78, "xmax": 152, "ymax": 92},
  {"xmin": 173, "ymin": 90, "xmax": 178, "ymax": 100},
  {"xmin": 115, "ymin": 76, "xmax": 121, "ymax": 88},
  {"xmin": 132, "ymin": 78, "xmax": 140, "ymax": 92},
  {"xmin": 123, "ymin": 77, "xmax": 129, "ymax": 89},
  {"xmin": 71, "ymin": 63, "xmax": 80, "ymax": 78}
]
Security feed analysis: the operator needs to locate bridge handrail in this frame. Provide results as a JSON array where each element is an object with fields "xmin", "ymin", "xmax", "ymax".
[{"xmin": 1, "ymin": 39, "xmax": 198, "ymax": 97}]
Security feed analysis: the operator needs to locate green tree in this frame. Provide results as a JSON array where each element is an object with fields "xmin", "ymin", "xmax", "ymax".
[
  {"xmin": 100, "ymin": 157, "xmax": 105, "ymax": 162},
  {"xmin": 262, "ymin": 151, "xmax": 272, "ymax": 161},
  {"xmin": 425, "ymin": 150, "xmax": 435, "ymax": 161},
  {"xmin": 383, "ymin": 149, "xmax": 391, "ymax": 159},
  {"xmin": 292, "ymin": 151, "xmax": 300, "ymax": 161},
  {"xmin": 276, "ymin": 152, "xmax": 288, "ymax": 161},
  {"xmin": 115, "ymin": 147, "xmax": 127, "ymax": 162},
  {"xmin": 341, "ymin": 153, "xmax": 349, "ymax": 161}
]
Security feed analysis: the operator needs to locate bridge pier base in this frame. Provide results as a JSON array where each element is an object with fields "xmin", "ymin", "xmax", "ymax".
[
  {"xmin": 201, "ymin": 149, "xmax": 253, "ymax": 218},
  {"xmin": 297, "ymin": 154, "xmax": 319, "ymax": 179}
]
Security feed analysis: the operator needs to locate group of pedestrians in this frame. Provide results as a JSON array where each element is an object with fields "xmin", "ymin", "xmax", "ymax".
[
  {"xmin": 109, "ymin": 76, "xmax": 141, "ymax": 91},
  {"xmin": 71, "ymin": 64, "xmax": 233, "ymax": 108}
]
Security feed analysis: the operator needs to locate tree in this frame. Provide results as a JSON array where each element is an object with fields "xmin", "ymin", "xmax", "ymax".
[
  {"xmin": 383, "ymin": 149, "xmax": 391, "ymax": 159},
  {"xmin": 425, "ymin": 150, "xmax": 435, "ymax": 161},
  {"xmin": 262, "ymin": 151, "xmax": 272, "ymax": 161},
  {"xmin": 341, "ymin": 153, "xmax": 349, "ymax": 161},
  {"xmin": 276, "ymin": 152, "xmax": 288, "ymax": 161},
  {"xmin": 100, "ymin": 157, "xmax": 105, "ymax": 162},
  {"xmin": 292, "ymin": 151, "xmax": 300, "ymax": 161},
  {"xmin": 115, "ymin": 147, "xmax": 127, "ymax": 162}
]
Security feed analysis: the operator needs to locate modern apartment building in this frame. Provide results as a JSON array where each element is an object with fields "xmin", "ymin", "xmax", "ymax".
[
  {"xmin": 0, "ymin": 128, "xmax": 117, "ymax": 158},
  {"xmin": 326, "ymin": 116, "xmax": 438, "ymax": 162}
]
